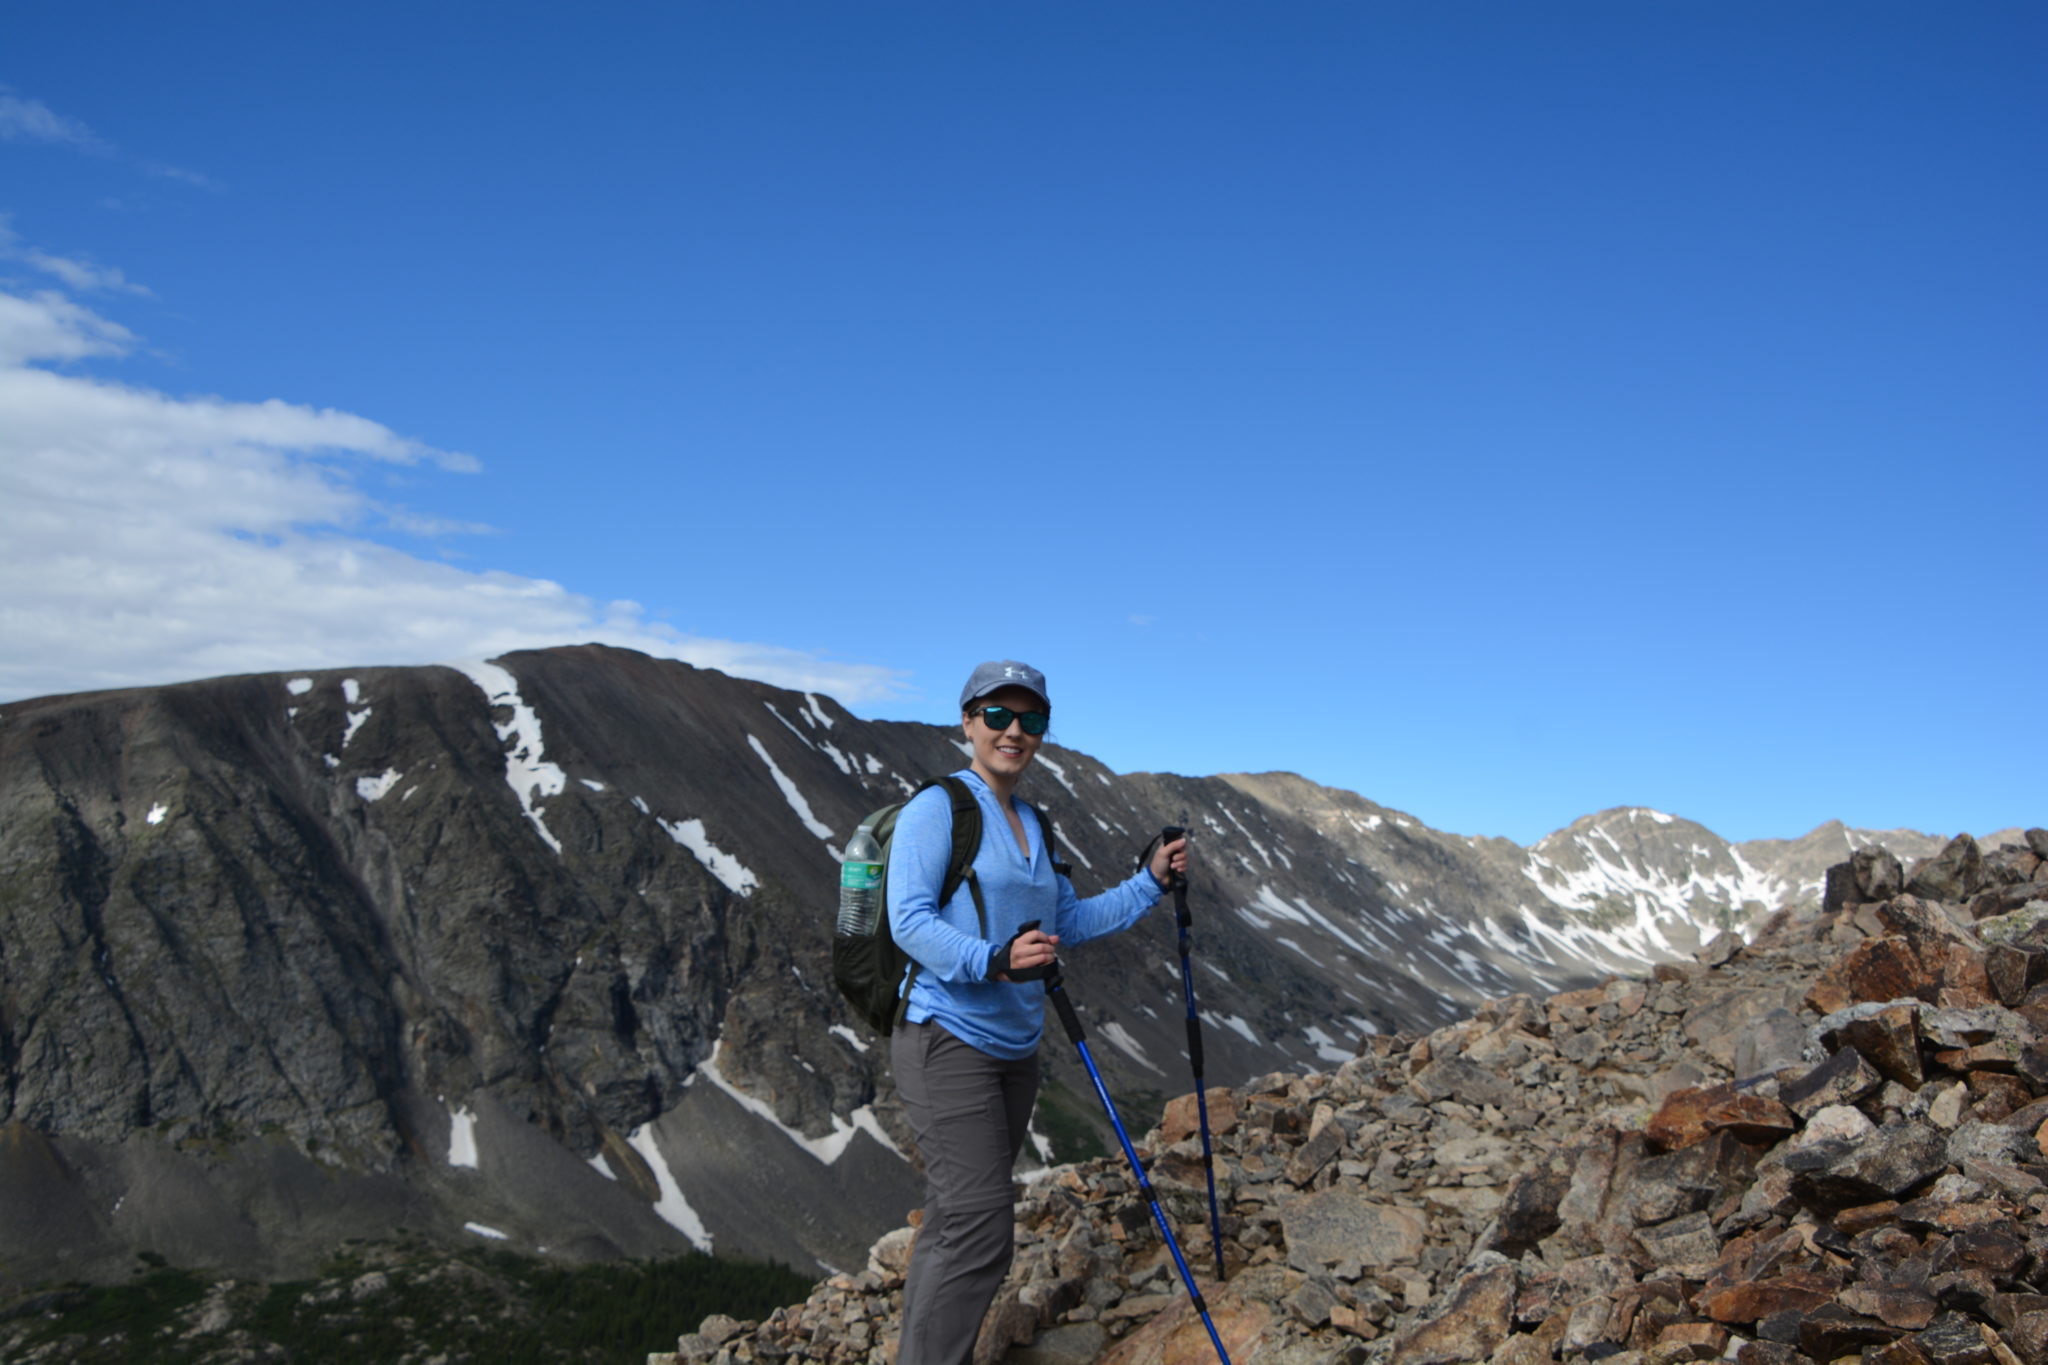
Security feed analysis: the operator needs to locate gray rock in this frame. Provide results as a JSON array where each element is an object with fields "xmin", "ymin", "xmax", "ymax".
[
  {"xmin": 1779, "ymin": 1046, "xmax": 1883, "ymax": 1119},
  {"xmin": 1785, "ymin": 1118, "xmax": 1950, "ymax": 1205},
  {"xmin": 1733, "ymin": 1008, "xmax": 1809, "ymax": 1078},
  {"xmin": 1284, "ymin": 1276, "xmax": 1341, "ymax": 1327},
  {"xmin": 1853, "ymin": 847, "xmax": 1906, "ymax": 902},
  {"xmin": 1386, "ymin": 1263, "xmax": 1516, "ymax": 1365},
  {"xmin": 1633, "ymin": 1210, "xmax": 1720, "ymax": 1272},
  {"xmin": 1409, "ymin": 1058, "xmax": 1518, "ymax": 1111},
  {"xmin": 1006, "ymin": 1320, "xmax": 1106, "ymax": 1365},
  {"xmin": 1281, "ymin": 1189, "xmax": 1427, "ymax": 1272},
  {"xmin": 1906, "ymin": 834, "xmax": 1988, "ymax": 903}
]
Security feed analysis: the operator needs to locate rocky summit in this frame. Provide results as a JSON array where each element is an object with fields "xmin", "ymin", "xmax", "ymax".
[{"xmin": 659, "ymin": 836, "xmax": 2048, "ymax": 1365}]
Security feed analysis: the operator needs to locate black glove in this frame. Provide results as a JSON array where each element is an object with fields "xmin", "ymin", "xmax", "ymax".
[{"xmin": 988, "ymin": 920, "xmax": 1051, "ymax": 982}]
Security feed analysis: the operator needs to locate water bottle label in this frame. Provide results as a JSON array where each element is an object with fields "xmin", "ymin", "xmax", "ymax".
[{"xmin": 840, "ymin": 861, "xmax": 882, "ymax": 892}]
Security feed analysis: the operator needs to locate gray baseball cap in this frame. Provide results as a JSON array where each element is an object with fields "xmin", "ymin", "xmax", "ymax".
[{"xmin": 958, "ymin": 660, "xmax": 1051, "ymax": 710}]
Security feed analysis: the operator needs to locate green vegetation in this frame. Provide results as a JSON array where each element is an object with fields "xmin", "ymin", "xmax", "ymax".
[
  {"xmin": 1118, "ymin": 1087, "xmax": 1170, "ymax": 1140},
  {"xmin": 0, "ymin": 1243, "xmax": 816, "ymax": 1365},
  {"xmin": 1033, "ymin": 1076, "xmax": 1108, "ymax": 1164},
  {"xmin": 2, "ymin": 1265, "xmax": 208, "ymax": 1353}
]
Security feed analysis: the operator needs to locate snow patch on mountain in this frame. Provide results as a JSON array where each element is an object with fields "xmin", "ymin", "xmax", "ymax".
[
  {"xmin": 1303, "ymin": 1025, "xmax": 1351, "ymax": 1063},
  {"xmin": 1098, "ymin": 1021, "xmax": 1161, "ymax": 1073},
  {"xmin": 763, "ymin": 702, "xmax": 817, "ymax": 751},
  {"xmin": 627, "ymin": 1122, "xmax": 713, "ymax": 1251},
  {"xmin": 446, "ymin": 1103, "xmax": 479, "ymax": 1169},
  {"xmin": 1519, "ymin": 807, "xmax": 1791, "ymax": 962},
  {"xmin": 746, "ymin": 733, "xmax": 835, "ymax": 841},
  {"xmin": 658, "ymin": 815, "xmax": 758, "ymax": 896},
  {"xmin": 356, "ymin": 769, "xmax": 403, "ymax": 802},
  {"xmin": 697, "ymin": 1042, "xmax": 903, "ymax": 1166},
  {"xmin": 1035, "ymin": 754, "xmax": 1077, "ymax": 797},
  {"xmin": 451, "ymin": 659, "xmax": 567, "ymax": 854}
]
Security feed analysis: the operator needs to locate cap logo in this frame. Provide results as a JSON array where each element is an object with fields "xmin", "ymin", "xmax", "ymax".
[{"xmin": 1004, "ymin": 666, "xmax": 1022, "ymax": 679}]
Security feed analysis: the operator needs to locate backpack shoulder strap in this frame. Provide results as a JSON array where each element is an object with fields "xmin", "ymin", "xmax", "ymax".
[
  {"xmin": 1020, "ymin": 798, "xmax": 1074, "ymax": 880},
  {"xmin": 892, "ymin": 774, "xmax": 989, "ymax": 1028},
  {"xmin": 928, "ymin": 775, "xmax": 985, "ymax": 928}
]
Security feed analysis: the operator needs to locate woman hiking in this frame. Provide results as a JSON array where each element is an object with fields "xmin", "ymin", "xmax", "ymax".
[{"xmin": 888, "ymin": 659, "xmax": 1188, "ymax": 1365}]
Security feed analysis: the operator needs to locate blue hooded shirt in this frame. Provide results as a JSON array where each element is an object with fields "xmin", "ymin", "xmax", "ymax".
[{"xmin": 886, "ymin": 769, "xmax": 1165, "ymax": 1059}]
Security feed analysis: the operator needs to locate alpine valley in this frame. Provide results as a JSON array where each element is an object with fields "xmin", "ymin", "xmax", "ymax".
[{"xmin": 0, "ymin": 646, "xmax": 2017, "ymax": 1289}]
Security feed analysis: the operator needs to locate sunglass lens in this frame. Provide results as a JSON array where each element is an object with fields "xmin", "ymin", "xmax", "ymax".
[{"xmin": 979, "ymin": 706, "xmax": 1049, "ymax": 736}]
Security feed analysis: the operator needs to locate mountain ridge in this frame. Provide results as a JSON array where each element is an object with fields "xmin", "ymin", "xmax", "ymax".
[{"xmin": 0, "ymin": 644, "xmax": 2025, "ymax": 1288}]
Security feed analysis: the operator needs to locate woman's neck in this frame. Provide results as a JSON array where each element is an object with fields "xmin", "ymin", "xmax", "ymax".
[{"xmin": 971, "ymin": 761, "xmax": 1017, "ymax": 806}]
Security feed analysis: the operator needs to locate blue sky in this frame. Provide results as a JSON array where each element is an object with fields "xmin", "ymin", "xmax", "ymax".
[{"xmin": 2, "ymin": 3, "xmax": 2040, "ymax": 845}]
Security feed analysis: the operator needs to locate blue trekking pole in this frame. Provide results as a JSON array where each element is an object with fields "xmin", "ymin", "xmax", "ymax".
[
  {"xmin": 1157, "ymin": 821, "xmax": 1227, "ymax": 1283},
  {"xmin": 1044, "ymin": 964, "xmax": 1233, "ymax": 1365}
]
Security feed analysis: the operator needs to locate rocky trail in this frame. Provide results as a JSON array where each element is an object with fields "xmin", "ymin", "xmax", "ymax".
[{"xmin": 658, "ymin": 831, "xmax": 2048, "ymax": 1365}]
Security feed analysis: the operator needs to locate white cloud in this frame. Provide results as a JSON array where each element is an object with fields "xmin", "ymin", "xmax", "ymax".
[
  {"xmin": 0, "ymin": 289, "xmax": 136, "ymax": 365},
  {"xmin": 0, "ymin": 88, "xmax": 112, "ymax": 154},
  {"xmin": 144, "ymin": 162, "xmax": 219, "ymax": 190},
  {"xmin": 0, "ymin": 88, "xmax": 213, "ymax": 189},
  {"xmin": 0, "ymin": 286, "xmax": 909, "ymax": 706},
  {"xmin": 1, "ymin": 218, "xmax": 153, "ymax": 296}
]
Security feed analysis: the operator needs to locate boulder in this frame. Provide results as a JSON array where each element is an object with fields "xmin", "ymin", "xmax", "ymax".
[
  {"xmin": 1280, "ymin": 1189, "xmax": 1426, "ymax": 1272},
  {"xmin": 1808, "ymin": 938, "xmax": 1944, "ymax": 1014},
  {"xmin": 1633, "ymin": 1210, "xmax": 1721, "ymax": 1273},
  {"xmin": 1780, "ymin": 1046, "xmax": 1884, "ymax": 1119},
  {"xmin": 1908, "ymin": 836, "xmax": 1990, "ymax": 904},
  {"xmin": 1387, "ymin": 1263, "xmax": 1517, "ymax": 1365},
  {"xmin": 1409, "ymin": 1057, "xmax": 1519, "ymax": 1111},
  {"xmin": 1701, "ymin": 1269, "xmax": 1842, "ymax": 1324},
  {"xmin": 1856, "ymin": 849, "xmax": 1909, "ymax": 903},
  {"xmin": 1785, "ymin": 1118, "xmax": 1951, "ymax": 1206},
  {"xmin": 1828, "ymin": 1004, "xmax": 1926, "ymax": 1089},
  {"xmin": 1157, "ymin": 1089, "xmax": 1241, "ymax": 1147},
  {"xmin": 1485, "ymin": 1166, "xmax": 1569, "ymax": 1256},
  {"xmin": 1094, "ymin": 1289, "xmax": 1274, "ymax": 1365},
  {"xmin": 1008, "ymin": 1321, "xmax": 1109, "ymax": 1365},
  {"xmin": 1646, "ymin": 1084, "xmax": 1794, "ymax": 1153}
]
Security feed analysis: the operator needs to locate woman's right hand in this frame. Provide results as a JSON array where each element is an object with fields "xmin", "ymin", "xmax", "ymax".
[
  {"xmin": 991, "ymin": 923, "xmax": 1060, "ymax": 981},
  {"xmin": 1150, "ymin": 836, "xmax": 1189, "ymax": 888}
]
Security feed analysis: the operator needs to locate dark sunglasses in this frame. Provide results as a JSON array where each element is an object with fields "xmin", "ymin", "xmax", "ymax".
[{"xmin": 975, "ymin": 705, "xmax": 1049, "ymax": 736}]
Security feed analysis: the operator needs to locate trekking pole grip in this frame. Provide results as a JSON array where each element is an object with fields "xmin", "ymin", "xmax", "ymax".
[{"xmin": 1160, "ymin": 824, "xmax": 1192, "ymax": 926}]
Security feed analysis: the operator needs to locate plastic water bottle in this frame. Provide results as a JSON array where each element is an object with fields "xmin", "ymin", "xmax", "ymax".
[{"xmin": 836, "ymin": 828, "xmax": 883, "ymax": 936}]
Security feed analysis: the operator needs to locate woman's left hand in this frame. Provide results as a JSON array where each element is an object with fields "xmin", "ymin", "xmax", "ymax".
[{"xmin": 1150, "ymin": 836, "xmax": 1189, "ymax": 889}]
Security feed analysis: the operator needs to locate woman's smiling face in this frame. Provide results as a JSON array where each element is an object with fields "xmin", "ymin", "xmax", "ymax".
[{"xmin": 963, "ymin": 685, "xmax": 1046, "ymax": 785}]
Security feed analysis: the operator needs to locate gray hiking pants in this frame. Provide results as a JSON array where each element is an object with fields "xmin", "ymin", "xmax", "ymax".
[{"xmin": 891, "ymin": 1020, "xmax": 1040, "ymax": 1365}]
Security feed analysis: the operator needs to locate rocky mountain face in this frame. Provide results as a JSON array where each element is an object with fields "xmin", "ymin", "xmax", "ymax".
[
  {"xmin": 0, "ymin": 645, "xmax": 2021, "ymax": 1290},
  {"xmin": 655, "ymin": 835, "xmax": 2048, "ymax": 1365}
]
